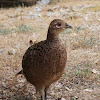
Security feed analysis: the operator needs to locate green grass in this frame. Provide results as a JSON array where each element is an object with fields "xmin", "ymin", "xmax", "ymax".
[
  {"xmin": 84, "ymin": 64, "xmax": 91, "ymax": 68},
  {"xmin": 0, "ymin": 24, "xmax": 33, "ymax": 35},
  {"xmin": 72, "ymin": 64, "xmax": 92, "ymax": 78},
  {"xmin": 82, "ymin": 5, "xmax": 100, "ymax": 13},
  {"xmin": 69, "ymin": 6, "xmax": 74, "ymax": 12},
  {"xmin": 0, "ymin": 28, "xmax": 10, "ymax": 35},
  {"xmin": 71, "ymin": 33, "xmax": 97, "ymax": 49},
  {"xmin": 78, "ymin": 36, "xmax": 96, "ymax": 48},
  {"xmin": 32, "ymin": 27, "xmax": 44, "ymax": 33},
  {"xmin": 74, "ymin": 26, "xmax": 81, "ymax": 33},
  {"xmin": 15, "ymin": 24, "xmax": 33, "ymax": 33},
  {"xmin": 72, "ymin": 69, "xmax": 92, "ymax": 78},
  {"xmin": 93, "ymin": 94, "xmax": 100, "ymax": 99}
]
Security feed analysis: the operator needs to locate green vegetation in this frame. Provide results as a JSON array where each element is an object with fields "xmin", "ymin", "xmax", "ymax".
[
  {"xmin": 72, "ymin": 69, "xmax": 92, "ymax": 78},
  {"xmin": 74, "ymin": 26, "xmax": 81, "ymax": 33},
  {"xmin": 15, "ymin": 24, "xmax": 33, "ymax": 33},
  {"xmin": 72, "ymin": 64, "xmax": 92, "ymax": 78},
  {"xmin": 82, "ymin": 5, "xmax": 100, "ymax": 13},
  {"xmin": 0, "ymin": 24, "xmax": 33, "ymax": 35},
  {"xmin": 93, "ymin": 94, "xmax": 100, "ymax": 99},
  {"xmin": 77, "ymin": 36, "xmax": 96, "ymax": 48},
  {"xmin": 71, "ymin": 32, "xmax": 97, "ymax": 49},
  {"xmin": 0, "ymin": 28, "xmax": 10, "ymax": 35}
]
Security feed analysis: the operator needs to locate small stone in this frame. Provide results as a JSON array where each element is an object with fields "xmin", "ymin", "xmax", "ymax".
[
  {"xmin": 0, "ymin": 48, "xmax": 5, "ymax": 55},
  {"xmin": 98, "ymin": 19, "xmax": 100, "ymax": 21},
  {"xmin": 61, "ymin": 97, "xmax": 66, "ymax": 100},
  {"xmin": 34, "ymin": 7, "xmax": 43, "ymax": 12},
  {"xmin": 84, "ymin": 89, "xmax": 93, "ymax": 92},
  {"xmin": 55, "ymin": 83, "xmax": 62, "ymax": 89},
  {"xmin": 37, "ymin": 0, "xmax": 49, "ymax": 5},
  {"xmin": 92, "ymin": 69, "xmax": 97, "ymax": 74},
  {"xmin": 33, "ymin": 14, "xmax": 41, "ymax": 18},
  {"xmin": 85, "ymin": 16, "xmax": 88, "ymax": 21},
  {"xmin": 65, "ymin": 87, "xmax": 72, "ymax": 91},
  {"xmin": 8, "ymin": 48, "xmax": 16, "ymax": 55},
  {"xmin": 92, "ymin": 69, "xmax": 100, "ymax": 74},
  {"xmin": 11, "ymin": 33, "xmax": 16, "ymax": 37},
  {"xmin": 86, "ymin": 51, "xmax": 90, "ymax": 53},
  {"xmin": 29, "ymin": 11, "xmax": 33, "ymax": 15}
]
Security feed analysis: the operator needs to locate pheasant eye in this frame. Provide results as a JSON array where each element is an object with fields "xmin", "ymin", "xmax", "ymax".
[{"xmin": 57, "ymin": 23, "xmax": 61, "ymax": 26}]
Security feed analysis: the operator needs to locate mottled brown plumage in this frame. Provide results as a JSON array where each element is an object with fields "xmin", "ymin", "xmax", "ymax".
[{"xmin": 20, "ymin": 19, "xmax": 72, "ymax": 100}]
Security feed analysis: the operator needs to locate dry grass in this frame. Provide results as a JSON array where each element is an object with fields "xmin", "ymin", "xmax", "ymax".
[
  {"xmin": 0, "ymin": 0, "xmax": 100, "ymax": 100},
  {"xmin": 82, "ymin": 5, "xmax": 100, "ymax": 13}
]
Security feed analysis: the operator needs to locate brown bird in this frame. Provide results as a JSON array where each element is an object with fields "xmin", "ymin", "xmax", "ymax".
[{"xmin": 17, "ymin": 19, "xmax": 72, "ymax": 100}]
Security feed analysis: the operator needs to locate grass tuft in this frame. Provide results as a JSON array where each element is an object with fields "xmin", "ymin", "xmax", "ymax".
[
  {"xmin": 0, "ymin": 28, "xmax": 10, "ymax": 35},
  {"xmin": 82, "ymin": 5, "xmax": 100, "ymax": 13},
  {"xmin": 71, "ymin": 63, "xmax": 92, "ymax": 78},
  {"xmin": 74, "ymin": 27, "xmax": 81, "ymax": 33},
  {"xmin": 72, "ymin": 68, "xmax": 92, "ymax": 78},
  {"xmin": 70, "ymin": 32, "xmax": 98, "ymax": 49},
  {"xmin": 15, "ymin": 24, "xmax": 33, "ymax": 33}
]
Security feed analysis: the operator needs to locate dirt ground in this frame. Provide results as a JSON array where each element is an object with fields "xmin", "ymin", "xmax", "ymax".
[{"xmin": 0, "ymin": 0, "xmax": 100, "ymax": 100}]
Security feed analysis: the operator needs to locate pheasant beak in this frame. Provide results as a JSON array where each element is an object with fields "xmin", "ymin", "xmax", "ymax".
[{"xmin": 66, "ymin": 24, "xmax": 72, "ymax": 29}]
